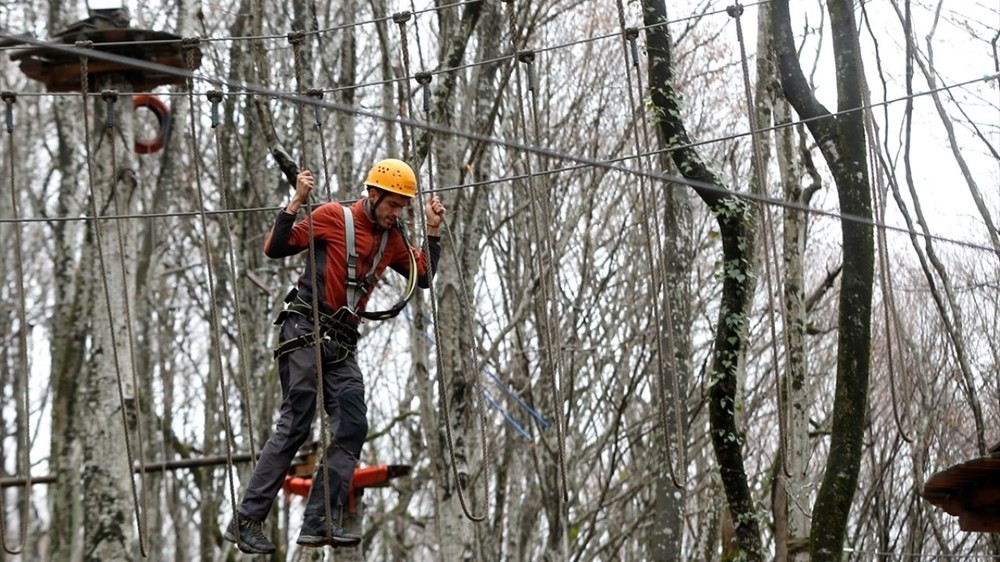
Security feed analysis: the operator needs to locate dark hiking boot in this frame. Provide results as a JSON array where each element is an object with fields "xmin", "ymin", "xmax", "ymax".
[
  {"xmin": 297, "ymin": 516, "xmax": 361, "ymax": 548},
  {"xmin": 223, "ymin": 516, "xmax": 277, "ymax": 554}
]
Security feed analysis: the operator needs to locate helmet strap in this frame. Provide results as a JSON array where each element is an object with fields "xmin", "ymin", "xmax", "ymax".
[{"xmin": 365, "ymin": 187, "xmax": 382, "ymax": 221}]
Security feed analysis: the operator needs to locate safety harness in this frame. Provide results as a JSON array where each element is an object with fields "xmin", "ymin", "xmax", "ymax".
[{"xmin": 272, "ymin": 204, "xmax": 418, "ymax": 361}]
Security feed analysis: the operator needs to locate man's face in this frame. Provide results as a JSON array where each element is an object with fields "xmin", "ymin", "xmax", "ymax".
[{"xmin": 371, "ymin": 190, "xmax": 412, "ymax": 230}]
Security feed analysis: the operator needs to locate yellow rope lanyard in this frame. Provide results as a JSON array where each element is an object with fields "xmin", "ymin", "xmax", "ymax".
[
  {"xmin": 78, "ymin": 44, "xmax": 149, "ymax": 557},
  {"xmin": 614, "ymin": 0, "xmax": 687, "ymax": 489},
  {"xmin": 179, "ymin": 39, "xmax": 240, "ymax": 541},
  {"xmin": 1, "ymin": 90, "xmax": 30, "ymax": 557}
]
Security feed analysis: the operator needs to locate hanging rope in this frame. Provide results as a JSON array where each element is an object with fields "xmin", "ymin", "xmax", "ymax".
[
  {"xmin": 101, "ymin": 88, "xmax": 151, "ymax": 553},
  {"xmin": 728, "ymin": 3, "xmax": 795, "ymax": 477},
  {"xmin": 409, "ymin": 66, "xmax": 489, "ymax": 522},
  {"xmin": 288, "ymin": 29, "xmax": 337, "ymax": 529},
  {"xmin": 306, "ymin": 88, "xmax": 335, "ymax": 200},
  {"xmin": 857, "ymin": 36, "xmax": 913, "ymax": 444},
  {"xmin": 1, "ymin": 90, "xmax": 30, "ymax": 557},
  {"xmin": 615, "ymin": 3, "xmax": 686, "ymax": 488},
  {"xmin": 503, "ymin": 0, "xmax": 571, "ymax": 521},
  {"xmin": 394, "ymin": 11, "xmax": 415, "ymax": 161},
  {"xmin": 77, "ymin": 44, "xmax": 149, "ymax": 558},
  {"xmin": 206, "ymin": 89, "xmax": 261, "ymax": 464},
  {"xmin": 180, "ymin": 37, "xmax": 240, "ymax": 539}
]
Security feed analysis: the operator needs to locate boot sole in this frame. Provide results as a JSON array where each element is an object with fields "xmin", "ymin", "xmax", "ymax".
[{"xmin": 297, "ymin": 534, "xmax": 361, "ymax": 548}]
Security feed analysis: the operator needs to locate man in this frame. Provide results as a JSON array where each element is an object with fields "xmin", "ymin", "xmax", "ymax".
[{"xmin": 225, "ymin": 158, "xmax": 445, "ymax": 554}]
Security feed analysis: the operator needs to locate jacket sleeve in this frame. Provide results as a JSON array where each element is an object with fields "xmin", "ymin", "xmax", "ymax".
[
  {"xmin": 263, "ymin": 209, "xmax": 303, "ymax": 258},
  {"xmin": 418, "ymin": 235, "xmax": 442, "ymax": 288}
]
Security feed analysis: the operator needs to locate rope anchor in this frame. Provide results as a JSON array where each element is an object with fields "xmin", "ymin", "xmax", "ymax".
[
  {"xmin": 1, "ymin": 91, "xmax": 14, "ymax": 133},
  {"xmin": 517, "ymin": 50, "xmax": 536, "ymax": 91},
  {"xmin": 415, "ymin": 72, "xmax": 432, "ymax": 113},
  {"xmin": 207, "ymin": 90, "xmax": 223, "ymax": 129}
]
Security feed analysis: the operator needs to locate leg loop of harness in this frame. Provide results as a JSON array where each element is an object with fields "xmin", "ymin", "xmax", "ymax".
[{"xmin": 272, "ymin": 300, "xmax": 360, "ymax": 361}]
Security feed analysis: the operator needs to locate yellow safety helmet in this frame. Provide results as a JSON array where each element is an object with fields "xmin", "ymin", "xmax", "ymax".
[{"xmin": 365, "ymin": 158, "xmax": 417, "ymax": 198}]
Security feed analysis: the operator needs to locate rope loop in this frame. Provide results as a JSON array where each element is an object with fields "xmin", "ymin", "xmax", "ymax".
[
  {"xmin": 286, "ymin": 29, "xmax": 306, "ymax": 45},
  {"xmin": 726, "ymin": 3, "xmax": 744, "ymax": 18},
  {"xmin": 75, "ymin": 40, "xmax": 94, "ymax": 49},
  {"xmin": 392, "ymin": 10, "xmax": 412, "ymax": 24},
  {"xmin": 180, "ymin": 36, "xmax": 201, "ymax": 50},
  {"xmin": 101, "ymin": 89, "xmax": 119, "ymax": 129}
]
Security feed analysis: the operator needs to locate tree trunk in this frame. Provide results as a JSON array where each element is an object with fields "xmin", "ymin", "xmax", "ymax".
[
  {"xmin": 80, "ymin": 76, "xmax": 141, "ymax": 562},
  {"xmin": 772, "ymin": 2, "xmax": 875, "ymax": 559},
  {"xmin": 642, "ymin": 0, "xmax": 762, "ymax": 559}
]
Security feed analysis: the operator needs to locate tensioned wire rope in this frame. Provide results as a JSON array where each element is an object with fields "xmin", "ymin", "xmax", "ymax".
[
  {"xmin": 1, "ymin": 34, "xmax": 994, "ymax": 257},
  {"xmin": 0, "ymin": 0, "xmax": 480, "ymax": 53},
  {"xmin": 0, "ymin": 91, "xmax": 30, "ymax": 557},
  {"xmin": 0, "ymin": 0, "xmax": 769, "ymax": 100},
  {"xmin": 3, "ymin": 65, "xmax": 993, "ymax": 241},
  {"xmin": 76, "ymin": 44, "xmax": 150, "ymax": 557}
]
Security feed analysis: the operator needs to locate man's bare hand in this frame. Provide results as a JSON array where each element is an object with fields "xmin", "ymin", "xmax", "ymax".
[
  {"xmin": 284, "ymin": 170, "xmax": 315, "ymax": 214},
  {"xmin": 425, "ymin": 195, "xmax": 445, "ymax": 234}
]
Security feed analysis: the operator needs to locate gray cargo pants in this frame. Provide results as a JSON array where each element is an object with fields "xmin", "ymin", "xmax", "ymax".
[{"xmin": 238, "ymin": 315, "xmax": 368, "ymax": 522}]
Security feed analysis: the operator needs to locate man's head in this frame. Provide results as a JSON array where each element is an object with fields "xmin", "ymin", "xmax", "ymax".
[{"xmin": 364, "ymin": 159, "xmax": 416, "ymax": 230}]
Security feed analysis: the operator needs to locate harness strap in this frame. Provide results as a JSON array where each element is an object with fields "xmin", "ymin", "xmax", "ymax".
[
  {"xmin": 344, "ymin": 205, "xmax": 389, "ymax": 313},
  {"xmin": 272, "ymin": 301, "xmax": 360, "ymax": 359}
]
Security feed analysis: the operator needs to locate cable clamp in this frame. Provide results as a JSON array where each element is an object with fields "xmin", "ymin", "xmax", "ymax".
[
  {"xmin": 2, "ymin": 91, "xmax": 15, "ymax": 134},
  {"xmin": 101, "ymin": 90, "xmax": 119, "ymax": 129},
  {"xmin": 207, "ymin": 90, "xmax": 223, "ymax": 128}
]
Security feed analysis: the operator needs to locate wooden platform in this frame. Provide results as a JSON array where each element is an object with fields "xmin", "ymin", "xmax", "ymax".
[
  {"xmin": 10, "ymin": 28, "xmax": 200, "ymax": 92},
  {"xmin": 923, "ymin": 448, "xmax": 1000, "ymax": 532}
]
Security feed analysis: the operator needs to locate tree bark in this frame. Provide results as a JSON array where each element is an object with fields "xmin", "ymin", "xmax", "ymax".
[
  {"xmin": 772, "ymin": 1, "xmax": 875, "ymax": 559},
  {"xmin": 641, "ymin": 0, "xmax": 761, "ymax": 559}
]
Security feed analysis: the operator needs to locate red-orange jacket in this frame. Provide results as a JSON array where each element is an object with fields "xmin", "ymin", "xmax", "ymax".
[{"xmin": 264, "ymin": 199, "xmax": 440, "ymax": 316}]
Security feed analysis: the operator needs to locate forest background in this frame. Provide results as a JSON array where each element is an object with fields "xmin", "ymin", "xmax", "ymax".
[{"xmin": 0, "ymin": 0, "xmax": 998, "ymax": 560}]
